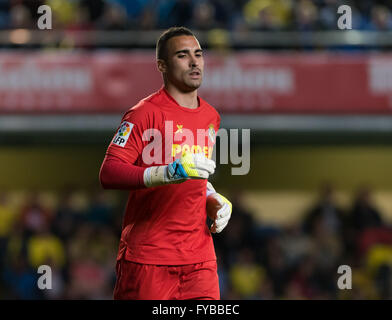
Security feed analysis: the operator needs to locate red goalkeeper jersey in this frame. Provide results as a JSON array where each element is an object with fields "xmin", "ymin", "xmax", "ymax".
[{"xmin": 105, "ymin": 87, "xmax": 220, "ymax": 265}]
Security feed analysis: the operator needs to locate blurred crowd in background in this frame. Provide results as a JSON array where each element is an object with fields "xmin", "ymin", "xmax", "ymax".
[
  {"xmin": 0, "ymin": 185, "xmax": 391, "ymax": 300},
  {"xmin": 216, "ymin": 185, "xmax": 392, "ymax": 300},
  {"xmin": 0, "ymin": 188, "xmax": 122, "ymax": 299},
  {"xmin": 1, "ymin": 0, "xmax": 391, "ymax": 301},
  {"xmin": 1, "ymin": 0, "xmax": 392, "ymax": 32}
]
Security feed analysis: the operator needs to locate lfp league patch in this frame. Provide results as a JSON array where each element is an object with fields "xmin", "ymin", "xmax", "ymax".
[{"xmin": 112, "ymin": 121, "xmax": 134, "ymax": 147}]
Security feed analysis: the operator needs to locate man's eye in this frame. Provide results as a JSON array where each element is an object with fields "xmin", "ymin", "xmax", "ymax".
[{"xmin": 178, "ymin": 55, "xmax": 185, "ymax": 58}]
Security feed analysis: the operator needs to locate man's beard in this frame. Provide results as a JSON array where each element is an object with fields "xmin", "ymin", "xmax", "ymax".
[
  {"xmin": 183, "ymin": 76, "xmax": 202, "ymax": 91},
  {"xmin": 166, "ymin": 73, "xmax": 203, "ymax": 92}
]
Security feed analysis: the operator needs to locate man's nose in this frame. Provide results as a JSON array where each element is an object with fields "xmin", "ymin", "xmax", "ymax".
[{"xmin": 190, "ymin": 55, "xmax": 198, "ymax": 67}]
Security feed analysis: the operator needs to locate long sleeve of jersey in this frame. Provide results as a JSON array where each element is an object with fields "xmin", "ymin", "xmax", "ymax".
[
  {"xmin": 99, "ymin": 103, "xmax": 157, "ymax": 190},
  {"xmin": 99, "ymin": 154, "xmax": 146, "ymax": 190}
]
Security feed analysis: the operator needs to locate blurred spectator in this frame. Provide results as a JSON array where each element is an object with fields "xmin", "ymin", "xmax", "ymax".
[
  {"xmin": 26, "ymin": 223, "xmax": 65, "ymax": 269},
  {"xmin": 348, "ymin": 187, "xmax": 384, "ymax": 232},
  {"xmin": 19, "ymin": 193, "xmax": 53, "ymax": 237},
  {"xmin": 192, "ymin": 1, "xmax": 214, "ymax": 30},
  {"xmin": 68, "ymin": 222, "xmax": 95, "ymax": 261},
  {"xmin": 139, "ymin": 6, "xmax": 157, "ymax": 30},
  {"xmin": 243, "ymin": 0, "xmax": 293, "ymax": 31},
  {"xmin": 66, "ymin": 223, "xmax": 116, "ymax": 299},
  {"xmin": 374, "ymin": 263, "xmax": 392, "ymax": 299},
  {"xmin": 9, "ymin": 4, "xmax": 34, "ymax": 29},
  {"xmin": 206, "ymin": 28, "xmax": 231, "ymax": 53},
  {"xmin": 358, "ymin": 227, "xmax": 392, "ymax": 256},
  {"xmin": 65, "ymin": 5, "xmax": 94, "ymax": 31},
  {"xmin": 0, "ymin": 192, "xmax": 18, "ymax": 297},
  {"xmin": 97, "ymin": 2, "xmax": 128, "ymax": 30},
  {"xmin": 2, "ymin": 253, "xmax": 42, "ymax": 299},
  {"xmin": 0, "ymin": 192, "xmax": 18, "ymax": 267},
  {"xmin": 366, "ymin": 244, "xmax": 392, "ymax": 286},
  {"xmin": 264, "ymin": 235, "xmax": 291, "ymax": 298},
  {"xmin": 338, "ymin": 267, "xmax": 379, "ymax": 299},
  {"xmin": 168, "ymin": 0, "xmax": 193, "ymax": 28},
  {"xmin": 311, "ymin": 214, "xmax": 342, "ymax": 271},
  {"xmin": 46, "ymin": 0, "xmax": 78, "ymax": 29},
  {"xmin": 318, "ymin": 0, "xmax": 338, "ymax": 30},
  {"xmin": 294, "ymin": 0, "xmax": 320, "ymax": 31},
  {"xmin": 209, "ymin": 0, "xmax": 231, "ymax": 29},
  {"xmin": 79, "ymin": 0, "xmax": 106, "ymax": 22},
  {"xmin": 285, "ymin": 254, "xmax": 319, "ymax": 299},
  {"xmin": 52, "ymin": 190, "xmax": 80, "ymax": 241},
  {"xmin": 281, "ymin": 224, "xmax": 313, "ymax": 267},
  {"xmin": 108, "ymin": 0, "xmax": 151, "ymax": 21},
  {"xmin": 84, "ymin": 190, "xmax": 113, "ymax": 226},
  {"xmin": 0, "ymin": 0, "xmax": 10, "ymax": 29},
  {"xmin": 229, "ymin": 247, "xmax": 265, "ymax": 299},
  {"xmin": 303, "ymin": 183, "xmax": 345, "ymax": 236},
  {"xmin": 66, "ymin": 255, "xmax": 112, "ymax": 299},
  {"xmin": 368, "ymin": 5, "xmax": 392, "ymax": 30},
  {"xmin": 257, "ymin": 277, "xmax": 274, "ymax": 299}
]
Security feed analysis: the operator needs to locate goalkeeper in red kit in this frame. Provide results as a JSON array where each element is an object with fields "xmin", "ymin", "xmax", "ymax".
[{"xmin": 99, "ymin": 27, "xmax": 232, "ymax": 300}]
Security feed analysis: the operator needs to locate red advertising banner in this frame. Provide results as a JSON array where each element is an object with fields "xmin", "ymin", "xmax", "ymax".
[{"xmin": 0, "ymin": 51, "xmax": 391, "ymax": 114}]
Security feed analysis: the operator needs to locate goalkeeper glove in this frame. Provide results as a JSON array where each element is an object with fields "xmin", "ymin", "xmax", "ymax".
[
  {"xmin": 206, "ymin": 182, "xmax": 232, "ymax": 233},
  {"xmin": 144, "ymin": 151, "xmax": 215, "ymax": 187}
]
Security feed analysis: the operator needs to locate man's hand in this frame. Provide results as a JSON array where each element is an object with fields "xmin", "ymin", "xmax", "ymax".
[
  {"xmin": 206, "ymin": 182, "xmax": 232, "ymax": 233},
  {"xmin": 144, "ymin": 151, "xmax": 215, "ymax": 187}
]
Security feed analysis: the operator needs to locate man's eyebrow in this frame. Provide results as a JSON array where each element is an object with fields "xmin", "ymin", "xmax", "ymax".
[{"xmin": 174, "ymin": 49, "xmax": 203, "ymax": 54}]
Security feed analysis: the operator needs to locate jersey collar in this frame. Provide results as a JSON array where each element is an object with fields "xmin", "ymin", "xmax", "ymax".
[{"xmin": 160, "ymin": 86, "xmax": 206, "ymax": 113}]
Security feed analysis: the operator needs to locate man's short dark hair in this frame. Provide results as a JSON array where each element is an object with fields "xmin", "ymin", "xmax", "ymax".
[{"xmin": 156, "ymin": 27, "xmax": 195, "ymax": 61}]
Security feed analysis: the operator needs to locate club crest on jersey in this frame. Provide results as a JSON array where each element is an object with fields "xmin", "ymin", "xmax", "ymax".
[
  {"xmin": 112, "ymin": 121, "xmax": 134, "ymax": 147},
  {"xmin": 208, "ymin": 124, "xmax": 215, "ymax": 143}
]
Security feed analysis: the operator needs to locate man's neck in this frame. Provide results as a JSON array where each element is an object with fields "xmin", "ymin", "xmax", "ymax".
[{"xmin": 164, "ymin": 84, "xmax": 199, "ymax": 109}]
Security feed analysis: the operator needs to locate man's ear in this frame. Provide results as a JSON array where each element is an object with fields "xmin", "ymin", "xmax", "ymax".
[{"xmin": 157, "ymin": 59, "xmax": 167, "ymax": 73}]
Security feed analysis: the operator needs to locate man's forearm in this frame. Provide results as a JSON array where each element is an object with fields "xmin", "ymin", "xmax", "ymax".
[
  {"xmin": 100, "ymin": 151, "xmax": 216, "ymax": 190},
  {"xmin": 99, "ymin": 155, "xmax": 146, "ymax": 190}
]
